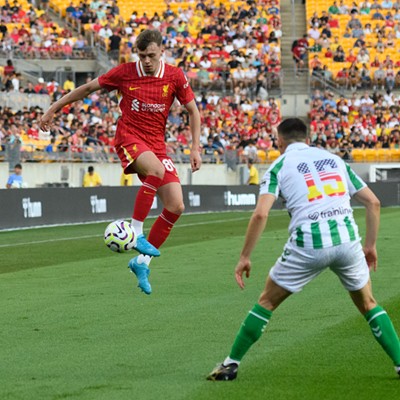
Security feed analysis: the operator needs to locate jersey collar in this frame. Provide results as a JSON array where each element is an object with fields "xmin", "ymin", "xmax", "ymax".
[
  {"xmin": 136, "ymin": 59, "xmax": 165, "ymax": 78},
  {"xmin": 285, "ymin": 142, "xmax": 309, "ymax": 153}
]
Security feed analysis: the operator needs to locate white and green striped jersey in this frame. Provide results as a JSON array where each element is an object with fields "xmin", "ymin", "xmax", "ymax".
[{"xmin": 260, "ymin": 143, "xmax": 367, "ymax": 249}]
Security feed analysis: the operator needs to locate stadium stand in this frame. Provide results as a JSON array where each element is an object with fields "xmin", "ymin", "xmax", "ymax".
[
  {"xmin": 0, "ymin": 0, "xmax": 285, "ymax": 166},
  {"xmin": 305, "ymin": 0, "xmax": 400, "ymax": 90},
  {"xmin": 309, "ymin": 89, "xmax": 400, "ymax": 161}
]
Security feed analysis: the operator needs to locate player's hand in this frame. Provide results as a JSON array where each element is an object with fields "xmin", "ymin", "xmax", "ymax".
[
  {"xmin": 39, "ymin": 110, "xmax": 55, "ymax": 132},
  {"xmin": 190, "ymin": 149, "xmax": 202, "ymax": 172},
  {"xmin": 363, "ymin": 246, "xmax": 378, "ymax": 271},
  {"xmin": 235, "ymin": 257, "xmax": 251, "ymax": 289}
]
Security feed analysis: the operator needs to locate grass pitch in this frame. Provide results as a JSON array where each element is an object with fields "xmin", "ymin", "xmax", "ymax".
[{"xmin": 1, "ymin": 209, "xmax": 399, "ymax": 400}]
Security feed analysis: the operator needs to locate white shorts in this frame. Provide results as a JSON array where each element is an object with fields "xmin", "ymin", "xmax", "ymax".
[{"xmin": 269, "ymin": 239, "xmax": 370, "ymax": 293}]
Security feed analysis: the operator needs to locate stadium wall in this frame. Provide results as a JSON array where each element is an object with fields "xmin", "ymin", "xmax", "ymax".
[
  {"xmin": 0, "ymin": 162, "xmax": 389, "ymax": 188},
  {"xmin": 0, "ymin": 183, "xmax": 399, "ymax": 230}
]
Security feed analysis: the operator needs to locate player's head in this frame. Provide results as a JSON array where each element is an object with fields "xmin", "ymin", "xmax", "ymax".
[
  {"xmin": 136, "ymin": 30, "xmax": 163, "ymax": 76},
  {"xmin": 277, "ymin": 118, "xmax": 308, "ymax": 150},
  {"xmin": 88, "ymin": 166, "xmax": 94, "ymax": 175}
]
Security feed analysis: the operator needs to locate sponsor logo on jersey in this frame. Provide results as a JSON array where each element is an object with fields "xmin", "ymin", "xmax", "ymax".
[
  {"xmin": 129, "ymin": 86, "xmax": 140, "ymax": 91},
  {"xmin": 162, "ymin": 84, "xmax": 169, "ymax": 97},
  {"xmin": 131, "ymin": 98, "xmax": 165, "ymax": 113},
  {"xmin": 131, "ymin": 99, "xmax": 140, "ymax": 111},
  {"xmin": 22, "ymin": 198, "xmax": 42, "ymax": 218},
  {"xmin": 307, "ymin": 207, "xmax": 352, "ymax": 220},
  {"xmin": 141, "ymin": 102, "xmax": 166, "ymax": 113}
]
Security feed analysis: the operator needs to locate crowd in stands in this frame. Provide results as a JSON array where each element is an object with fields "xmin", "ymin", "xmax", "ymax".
[
  {"xmin": 64, "ymin": 0, "xmax": 282, "ymax": 93},
  {"xmin": 0, "ymin": 0, "xmax": 94, "ymax": 59},
  {"xmin": 309, "ymin": 89, "xmax": 400, "ymax": 161},
  {"xmin": 0, "ymin": 68, "xmax": 283, "ymax": 164},
  {"xmin": 304, "ymin": 0, "xmax": 400, "ymax": 90}
]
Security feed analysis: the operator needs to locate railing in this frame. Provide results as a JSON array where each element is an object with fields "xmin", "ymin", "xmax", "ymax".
[
  {"xmin": 0, "ymin": 92, "xmax": 51, "ymax": 111},
  {"xmin": 0, "ymin": 47, "xmax": 96, "ymax": 61},
  {"xmin": 0, "ymin": 143, "xmax": 240, "ymax": 167}
]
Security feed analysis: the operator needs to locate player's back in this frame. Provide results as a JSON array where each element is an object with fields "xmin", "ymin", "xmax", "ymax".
[{"xmin": 262, "ymin": 143, "xmax": 366, "ymax": 249}]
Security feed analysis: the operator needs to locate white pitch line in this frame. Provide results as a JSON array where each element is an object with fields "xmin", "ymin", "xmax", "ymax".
[{"xmin": 0, "ymin": 212, "xmax": 289, "ymax": 248}]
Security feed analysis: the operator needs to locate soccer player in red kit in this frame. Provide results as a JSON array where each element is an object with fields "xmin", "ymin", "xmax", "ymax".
[{"xmin": 39, "ymin": 29, "xmax": 202, "ymax": 295}]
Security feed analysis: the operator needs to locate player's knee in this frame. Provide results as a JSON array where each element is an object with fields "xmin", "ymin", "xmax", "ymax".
[{"xmin": 169, "ymin": 202, "xmax": 185, "ymax": 215}]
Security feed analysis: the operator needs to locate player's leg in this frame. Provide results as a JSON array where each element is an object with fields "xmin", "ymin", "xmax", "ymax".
[
  {"xmin": 129, "ymin": 181, "xmax": 183, "ymax": 295},
  {"xmin": 147, "ymin": 181, "xmax": 184, "ymax": 248},
  {"xmin": 131, "ymin": 151, "xmax": 165, "ymax": 234},
  {"xmin": 124, "ymin": 150, "xmax": 166, "ymax": 294},
  {"xmin": 331, "ymin": 241, "xmax": 400, "ymax": 376},
  {"xmin": 116, "ymin": 142, "xmax": 163, "ymax": 257},
  {"xmin": 128, "ymin": 159, "xmax": 182, "ymax": 295},
  {"xmin": 349, "ymin": 280, "xmax": 400, "ymax": 377},
  {"xmin": 208, "ymin": 243, "xmax": 328, "ymax": 381},
  {"xmin": 207, "ymin": 276, "xmax": 292, "ymax": 381}
]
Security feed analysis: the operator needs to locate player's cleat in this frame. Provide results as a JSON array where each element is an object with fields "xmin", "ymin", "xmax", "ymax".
[
  {"xmin": 128, "ymin": 256, "xmax": 152, "ymax": 295},
  {"xmin": 207, "ymin": 363, "xmax": 239, "ymax": 381},
  {"xmin": 133, "ymin": 234, "xmax": 160, "ymax": 257},
  {"xmin": 395, "ymin": 366, "xmax": 400, "ymax": 378}
]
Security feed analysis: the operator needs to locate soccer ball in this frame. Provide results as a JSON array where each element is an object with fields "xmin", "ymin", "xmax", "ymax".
[{"xmin": 104, "ymin": 220, "xmax": 136, "ymax": 253}]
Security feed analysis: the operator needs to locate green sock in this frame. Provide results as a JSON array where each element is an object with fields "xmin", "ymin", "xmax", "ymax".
[
  {"xmin": 365, "ymin": 305, "xmax": 400, "ymax": 366},
  {"xmin": 229, "ymin": 303, "xmax": 272, "ymax": 362}
]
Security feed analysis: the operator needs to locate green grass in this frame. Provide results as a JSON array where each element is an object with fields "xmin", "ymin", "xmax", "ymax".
[{"xmin": 0, "ymin": 209, "xmax": 399, "ymax": 400}]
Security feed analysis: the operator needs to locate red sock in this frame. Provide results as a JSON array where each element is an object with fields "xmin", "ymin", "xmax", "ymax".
[
  {"xmin": 132, "ymin": 175, "xmax": 163, "ymax": 222},
  {"xmin": 148, "ymin": 208, "xmax": 181, "ymax": 248}
]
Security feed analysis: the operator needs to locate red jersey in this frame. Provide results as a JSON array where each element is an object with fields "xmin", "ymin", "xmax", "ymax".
[{"xmin": 98, "ymin": 59, "xmax": 195, "ymax": 154}]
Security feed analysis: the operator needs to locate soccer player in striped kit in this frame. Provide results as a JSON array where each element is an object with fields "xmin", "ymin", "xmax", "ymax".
[
  {"xmin": 39, "ymin": 30, "xmax": 202, "ymax": 295},
  {"xmin": 208, "ymin": 118, "xmax": 400, "ymax": 381}
]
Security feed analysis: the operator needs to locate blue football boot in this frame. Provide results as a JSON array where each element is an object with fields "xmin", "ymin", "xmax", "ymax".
[
  {"xmin": 128, "ymin": 256, "xmax": 151, "ymax": 295},
  {"xmin": 133, "ymin": 234, "xmax": 160, "ymax": 257}
]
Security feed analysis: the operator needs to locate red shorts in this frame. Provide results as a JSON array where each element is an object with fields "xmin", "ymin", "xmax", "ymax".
[{"xmin": 116, "ymin": 141, "xmax": 180, "ymax": 186}]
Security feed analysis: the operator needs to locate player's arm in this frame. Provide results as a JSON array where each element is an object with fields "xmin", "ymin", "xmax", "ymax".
[
  {"xmin": 235, "ymin": 194, "xmax": 276, "ymax": 289},
  {"xmin": 353, "ymin": 186, "xmax": 381, "ymax": 271},
  {"xmin": 184, "ymin": 99, "xmax": 202, "ymax": 172},
  {"xmin": 39, "ymin": 78, "xmax": 102, "ymax": 131}
]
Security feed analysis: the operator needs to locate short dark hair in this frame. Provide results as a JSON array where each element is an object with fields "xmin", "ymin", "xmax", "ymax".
[
  {"xmin": 136, "ymin": 29, "xmax": 162, "ymax": 51},
  {"xmin": 15, "ymin": 163, "xmax": 22, "ymax": 169},
  {"xmin": 277, "ymin": 118, "xmax": 308, "ymax": 143},
  {"xmin": 88, "ymin": 166, "xmax": 94, "ymax": 173}
]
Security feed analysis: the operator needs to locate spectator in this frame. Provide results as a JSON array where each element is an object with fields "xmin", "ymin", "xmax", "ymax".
[
  {"xmin": 202, "ymin": 137, "xmax": 220, "ymax": 163},
  {"xmin": 83, "ymin": 165, "xmax": 102, "ymax": 187},
  {"xmin": 246, "ymin": 158, "xmax": 259, "ymax": 185},
  {"xmin": 3, "ymin": 59, "xmax": 15, "ymax": 76},
  {"xmin": 63, "ymin": 75, "xmax": 75, "ymax": 92},
  {"xmin": 6, "ymin": 163, "xmax": 24, "ymax": 188}
]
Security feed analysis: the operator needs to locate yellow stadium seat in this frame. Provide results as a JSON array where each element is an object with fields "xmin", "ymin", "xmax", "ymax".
[
  {"xmin": 364, "ymin": 149, "xmax": 377, "ymax": 162},
  {"xmin": 257, "ymin": 149, "xmax": 267, "ymax": 163},
  {"xmin": 351, "ymin": 149, "xmax": 365, "ymax": 162},
  {"xmin": 377, "ymin": 149, "xmax": 391, "ymax": 162},
  {"xmin": 389, "ymin": 148, "xmax": 400, "ymax": 162},
  {"xmin": 267, "ymin": 150, "xmax": 280, "ymax": 162}
]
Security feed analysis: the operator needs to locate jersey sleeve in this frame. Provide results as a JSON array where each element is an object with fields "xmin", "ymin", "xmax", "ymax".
[
  {"xmin": 98, "ymin": 64, "xmax": 127, "ymax": 92},
  {"xmin": 345, "ymin": 163, "xmax": 367, "ymax": 196},
  {"xmin": 174, "ymin": 68, "xmax": 195, "ymax": 105},
  {"xmin": 259, "ymin": 156, "xmax": 285, "ymax": 197}
]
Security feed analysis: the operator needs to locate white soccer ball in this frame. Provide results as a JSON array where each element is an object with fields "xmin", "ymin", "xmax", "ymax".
[{"xmin": 104, "ymin": 220, "xmax": 137, "ymax": 253}]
